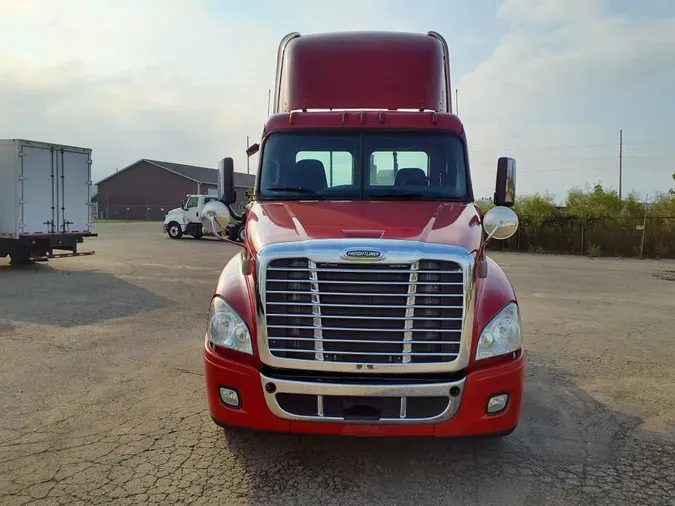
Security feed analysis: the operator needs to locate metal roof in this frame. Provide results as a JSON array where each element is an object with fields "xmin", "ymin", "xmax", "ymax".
[
  {"xmin": 145, "ymin": 159, "xmax": 218, "ymax": 184},
  {"xmin": 96, "ymin": 159, "xmax": 256, "ymax": 187}
]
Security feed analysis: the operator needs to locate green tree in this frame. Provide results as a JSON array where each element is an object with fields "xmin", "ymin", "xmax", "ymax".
[
  {"xmin": 669, "ymin": 173, "xmax": 675, "ymax": 196},
  {"xmin": 475, "ymin": 198, "xmax": 495, "ymax": 213},
  {"xmin": 565, "ymin": 184, "xmax": 623, "ymax": 218},
  {"xmin": 621, "ymin": 192, "xmax": 648, "ymax": 220},
  {"xmin": 513, "ymin": 192, "xmax": 557, "ymax": 219},
  {"xmin": 246, "ymin": 188, "xmax": 254, "ymax": 204},
  {"xmin": 651, "ymin": 192, "xmax": 675, "ymax": 217}
]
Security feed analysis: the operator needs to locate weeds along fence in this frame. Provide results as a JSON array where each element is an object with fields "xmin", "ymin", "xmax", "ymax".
[{"xmin": 487, "ymin": 216, "xmax": 675, "ymax": 259}]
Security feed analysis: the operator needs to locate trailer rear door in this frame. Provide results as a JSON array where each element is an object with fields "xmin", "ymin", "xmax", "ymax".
[
  {"xmin": 20, "ymin": 143, "xmax": 55, "ymax": 235},
  {"xmin": 57, "ymin": 147, "xmax": 91, "ymax": 233}
]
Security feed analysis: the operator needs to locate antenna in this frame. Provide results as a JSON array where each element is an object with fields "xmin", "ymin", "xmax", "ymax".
[{"xmin": 267, "ymin": 89, "xmax": 271, "ymax": 118}]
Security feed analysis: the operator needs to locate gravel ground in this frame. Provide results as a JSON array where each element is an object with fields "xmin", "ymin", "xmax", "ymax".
[{"xmin": 1, "ymin": 222, "xmax": 675, "ymax": 506}]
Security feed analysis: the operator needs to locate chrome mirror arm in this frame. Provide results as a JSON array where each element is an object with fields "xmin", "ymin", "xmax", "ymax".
[
  {"xmin": 207, "ymin": 215, "xmax": 253, "ymax": 275},
  {"xmin": 475, "ymin": 220, "xmax": 503, "ymax": 280},
  {"xmin": 208, "ymin": 214, "xmax": 245, "ymax": 248},
  {"xmin": 481, "ymin": 220, "xmax": 503, "ymax": 250}
]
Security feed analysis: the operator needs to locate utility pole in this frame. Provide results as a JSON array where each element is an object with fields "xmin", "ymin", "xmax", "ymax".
[
  {"xmin": 640, "ymin": 193, "xmax": 648, "ymax": 258},
  {"xmin": 619, "ymin": 129, "xmax": 623, "ymax": 200},
  {"xmin": 455, "ymin": 88, "xmax": 459, "ymax": 115},
  {"xmin": 246, "ymin": 136, "xmax": 250, "ymax": 174}
]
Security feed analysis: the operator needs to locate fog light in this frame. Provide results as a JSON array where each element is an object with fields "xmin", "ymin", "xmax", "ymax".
[
  {"xmin": 219, "ymin": 387, "xmax": 241, "ymax": 408},
  {"xmin": 487, "ymin": 394, "xmax": 508, "ymax": 414}
]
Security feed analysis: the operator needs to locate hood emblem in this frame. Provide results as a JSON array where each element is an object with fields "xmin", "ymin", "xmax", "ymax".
[{"xmin": 341, "ymin": 249, "xmax": 385, "ymax": 261}]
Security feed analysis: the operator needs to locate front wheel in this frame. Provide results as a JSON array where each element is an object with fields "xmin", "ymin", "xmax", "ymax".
[
  {"xmin": 237, "ymin": 226, "xmax": 246, "ymax": 242},
  {"xmin": 167, "ymin": 222, "xmax": 183, "ymax": 239}
]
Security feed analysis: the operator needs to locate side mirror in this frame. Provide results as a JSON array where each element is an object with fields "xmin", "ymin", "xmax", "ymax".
[
  {"xmin": 180, "ymin": 200, "xmax": 185, "ymax": 209},
  {"xmin": 494, "ymin": 157, "xmax": 516, "ymax": 207},
  {"xmin": 246, "ymin": 143, "xmax": 260, "ymax": 157},
  {"xmin": 218, "ymin": 157, "xmax": 236, "ymax": 205},
  {"xmin": 483, "ymin": 206, "xmax": 519, "ymax": 241},
  {"xmin": 201, "ymin": 200, "xmax": 232, "ymax": 235}
]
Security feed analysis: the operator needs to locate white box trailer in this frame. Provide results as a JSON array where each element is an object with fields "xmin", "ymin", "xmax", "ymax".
[{"xmin": 0, "ymin": 139, "xmax": 97, "ymax": 264}]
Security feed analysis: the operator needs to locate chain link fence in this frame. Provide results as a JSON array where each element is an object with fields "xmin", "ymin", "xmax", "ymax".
[
  {"xmin": 488, "ymin": 216, "xmax": 675, "ymax": 258},
  {"xmin": 96, "ymin": 206, "xmax": 675, "ymax": 258},
  {"xmin": 97, "ymin": 202, "xmax": 248, "ymax": 222},
  {"xmin": 97, "ymin": 205, "xmax": 173, "ymax": 221}
]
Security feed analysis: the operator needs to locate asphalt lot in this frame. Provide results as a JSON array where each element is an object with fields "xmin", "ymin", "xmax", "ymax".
[{"xmin": 1, "ymin": 222, "xmax": 675, "ymax": 505}]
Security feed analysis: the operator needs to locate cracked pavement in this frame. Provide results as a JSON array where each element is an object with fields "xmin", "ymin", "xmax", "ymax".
[{"xmin": 1, "ymin": 222, "xmax": 675, "ymax": 505}]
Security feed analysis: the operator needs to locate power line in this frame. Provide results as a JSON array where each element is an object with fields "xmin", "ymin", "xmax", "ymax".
[
  {"xmin": 474, "ymin": 165, "xmax": 671, "ymax": 174},
  {"xmin": 470, "ymin": 154, "xmax": 675, "ymax": 161},
  {"xmin": 470, "ymin": 144, "xmax": 614, "ymax": 153},
  {"xmin": 468, "ymin": 142, "xmax": 673, "ymax": 153}
]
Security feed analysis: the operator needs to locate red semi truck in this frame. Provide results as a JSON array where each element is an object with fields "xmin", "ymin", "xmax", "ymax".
[{"xmin": 203, "ymin": 31, "xmax": 525, "ymax": 437}]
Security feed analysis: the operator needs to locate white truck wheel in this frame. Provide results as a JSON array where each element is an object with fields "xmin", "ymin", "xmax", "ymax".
[{"xmin": 167, "ymin": 222, "xmax": 183, "ymax": 239}]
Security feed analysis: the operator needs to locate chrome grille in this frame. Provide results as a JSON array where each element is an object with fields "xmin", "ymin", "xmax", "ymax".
[{"xmin": 264, "ymin": 258, "xmax": 464, "ymax": 364}]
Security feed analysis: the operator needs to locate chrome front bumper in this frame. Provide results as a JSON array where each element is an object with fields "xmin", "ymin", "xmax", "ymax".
[{"xmin": 260, "ymin": 373, "xmax": 466, "ymax": 424}]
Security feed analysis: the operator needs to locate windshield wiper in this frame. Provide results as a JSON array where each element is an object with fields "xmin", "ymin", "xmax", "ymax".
[
  {"xmin": 370, "ymin": 193, "xmax": 438, "ymax": 201},
  {"xmin": 266, "ymin": 187, "xmax": 325, "ymax": 200}
]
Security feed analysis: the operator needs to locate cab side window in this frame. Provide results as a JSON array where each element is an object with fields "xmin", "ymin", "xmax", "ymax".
[{"xmin": 185, "ymin": 197, "xmax": 199, "ymax": 209}]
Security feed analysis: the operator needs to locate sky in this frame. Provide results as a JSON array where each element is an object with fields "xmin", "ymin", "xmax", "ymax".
[{"xmin": 0, "ymin": 0, "xmax": 673, "ymax": 204}]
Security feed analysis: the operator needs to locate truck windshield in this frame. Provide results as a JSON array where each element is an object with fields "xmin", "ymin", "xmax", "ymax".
[{"xmin": 258, "ymin": 131, "xmax": 469, "ymax": 201}]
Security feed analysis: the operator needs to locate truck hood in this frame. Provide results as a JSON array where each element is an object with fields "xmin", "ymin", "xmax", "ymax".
[
  {"xmin": 247, "ymin": 201, "xmax": 482, "ymax": 254},
  {"xmin": 164, "ymin": 207, "xmax": 186, "ymax": 224}
]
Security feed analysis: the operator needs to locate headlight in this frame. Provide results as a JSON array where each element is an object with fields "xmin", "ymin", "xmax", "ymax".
[
  {"xmin": 475, "ymin": 302, "xmax": 521, "ymax": 360},
  {"xmin": 208, "ymin": 296, "xmax": 253, "ymax": 355}
]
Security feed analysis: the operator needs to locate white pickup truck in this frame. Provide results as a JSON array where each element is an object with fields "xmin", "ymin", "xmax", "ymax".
[
  {"xmin": 163, "ymin": 194, "xmax": 246, "ymax": 241},
  {"xmin": 0, "ymin": 138, "xmax": 96, "ymax": 264}
]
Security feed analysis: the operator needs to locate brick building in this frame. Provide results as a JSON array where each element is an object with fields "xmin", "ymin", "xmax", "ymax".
[{"xmin": 96, "ymin": 159, "xmax": 255, "ymax": 220}]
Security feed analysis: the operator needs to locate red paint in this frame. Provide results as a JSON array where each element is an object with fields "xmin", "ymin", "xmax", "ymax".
[
  {"xmin": 468, "ymin": 256, "xmax": 519, "ymax": 373},
  {"xmin": 204, "ymin": 31, "xmax": 524, "ymax": 437},
  {"xmin": 204, "ymin": 339, "xmax": 525, "ymax": 436},
  {"xmin": 276, "ymin": 32, "xmax": 449, "ymax": 113},
  {"xmin": 212, "ymin": 252, "xmax": 262, "ymax": 362},
  {"xmin": 247, "ymin": 201, "xmax": 482, "ymax": 257},
  {"xmin": 264, "ymin": 111, "xmax": 465, "ymax": 138}
]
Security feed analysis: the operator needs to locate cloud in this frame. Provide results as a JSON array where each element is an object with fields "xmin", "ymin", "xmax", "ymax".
[
  {"xmin": 0, "ymin": 0, "xmax": 673, "ymax": 203},
  {"xmin": 0, "ymin": 0, "xmax": 279, "ymax": 180},
  {"xmin": 459, "ymin": 0, "xmax": 675, "ymax": 201},
  {"xmin": 498, "ymin": 0, "xmax": 607, "ymax": 25},
  {"xmin": 0, "ymin": 0, "xmax": 413, "ymax": 182}
]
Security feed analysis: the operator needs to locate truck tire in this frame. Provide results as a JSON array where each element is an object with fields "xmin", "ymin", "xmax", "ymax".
[
  {"xmin": 226, "ymin": 225, "xmax": 237, "ymax": 241},
  {"xmin": 238, "ymin": 226, "xmax": 246, "ymax": 242},
  {"xmin": 167, "ymin": 222, "xmax": 183, "ymax": 239}
]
